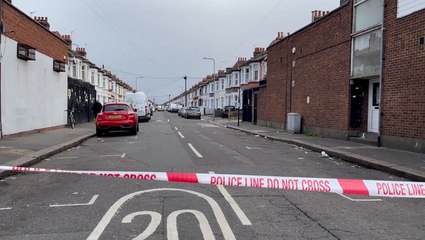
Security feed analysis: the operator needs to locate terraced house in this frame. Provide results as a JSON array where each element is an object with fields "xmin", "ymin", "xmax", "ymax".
[{"xmin": 259, "ymin": 0, "xmax": 425, "ymax": 153}]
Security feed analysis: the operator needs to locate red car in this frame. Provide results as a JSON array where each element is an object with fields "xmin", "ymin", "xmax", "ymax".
[{"xmin": 96, "ymin": 102, "xmax": 139, "ymax": 136}]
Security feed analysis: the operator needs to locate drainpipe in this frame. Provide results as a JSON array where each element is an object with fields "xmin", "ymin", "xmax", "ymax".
[
  {"xmin": 0, "ymin": 0, "xmax": 4, "ymax": 139},
  {"xmin": 377, "ymin": 1, "xmax": 386, "ymax": 147}
]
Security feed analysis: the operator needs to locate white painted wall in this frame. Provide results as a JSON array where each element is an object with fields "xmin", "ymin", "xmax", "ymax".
[{"xmin": 1, "ymin": 36, "xmax": 67, "ymax": 135}]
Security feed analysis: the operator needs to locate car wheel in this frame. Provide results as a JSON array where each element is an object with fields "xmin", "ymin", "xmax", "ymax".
[
  {"xmin": 136, "ymin": 123, "xmax": 140, "ymax": 132},
  {"xmin": 130, "ymin": 124, "xmax": 137, "ymax": 135}
]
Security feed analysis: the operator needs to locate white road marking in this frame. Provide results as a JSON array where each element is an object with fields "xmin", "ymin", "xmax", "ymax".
[
  {"xmin": 0, "ymin": 207, "xmax": 12, "ymax": 210},
  {"xmin": 121, "ymin": 153, "xmax": 126, "ymax": 158},
  {"xmin": 178, "ymin": 131, "xmax": 185, "ymax": 139},
  {"xmin": 0, "ymin": 146, "xmax": 13, "ymax": 149},
  {"xmin": 56, "ymin": 156, "xmax": 78, "ymax": 160},
  {"xmin": 168, "ymin": 210, "xmax": 215, "ymax": 240},
  {"xmin": 174, "ymin": 127, "xmax": 179, "ymax": 131},
  {"xmin": 122, "ymin": 211, "xmax": 161, "ymax": 240},
  {"xmin": 128, "ymin": 142, "xmax": 135, "ymax": 144},
  {"xmin": 50, "ymin": 195, "xmax": 99, "ymax": 208},
  {"xmin": 188, "ymin": 143, "xmax": 203, "ymax": 158},
  {"xmin": 245, "ymin": 146, "xmax": 261, "ymax": 150},
  {"xmin": 100, "ymin": 155, "xmax": 121, "ymax": 158},
  {"xmin": 88, "ymin": 188, "xmax": 235, "ymax": 240},
  {"xmin": 168, "ymin": 119, "xmax": 170, "ymax": 122},
  {"xmin": 210, "ymin": 171, "xmax": 252, "ymax": 226},
  {"xmin": 197, "ymin": 123, "xmax": 219, "ymax": 128},
  {"xmin": 336, "ymin": 193, "xmax": 382, "ymax": 202}
]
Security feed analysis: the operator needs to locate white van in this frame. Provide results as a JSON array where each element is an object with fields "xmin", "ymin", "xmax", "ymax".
[{"xmin": 124, "ymin": 92, "xmax": 151, "ymax": 122}]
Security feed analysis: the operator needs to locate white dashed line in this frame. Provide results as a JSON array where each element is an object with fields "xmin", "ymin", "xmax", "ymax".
[
  {"xmin": 178, "ymin": 131, "xmax": 185, "ymax": 139},
  {"xmin": 50, "ymin": 195, "xmax": 99, "ymax": 207},
  {"xmin": 188, "ymin": 143, "xmax": 203, "ymax": 158},
  {"xmin": 121, "ymin": 153, "xmax": 126, "ymax": 158},
  {"xmin": 100, "ymin": 155, "xmax": 121, "ymax": 158},
  {"xmin": 174, "ymin": 127, "xmax": 179, "ymax": 131},
  {"xmin": 209, "ymin": 171, "xmax": 252, "ymax": 226},
  {"xmin": 0, "ymin": 207, "xmax": 12, "ymax": 210},
  {"xmin": 167, "ymin": 119, "xmax": 170, "ymax": 122}
]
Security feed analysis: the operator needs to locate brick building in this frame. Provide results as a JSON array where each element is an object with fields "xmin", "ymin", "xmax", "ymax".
[
  {"xmin": 380, "ymin": 0, "xmax": 425, "ymax": 151},
  {"xmin": 1, "ymin": 0, "xmax": 69, "ymax": 136},
  {"xmin": 259, "ymin": 0, "xmax": 425, "ymax": 153}
]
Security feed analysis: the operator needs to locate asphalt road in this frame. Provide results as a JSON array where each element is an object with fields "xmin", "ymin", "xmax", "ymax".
[{"xmin": 0, "ymin": 112, "xmax": 424, "ymax": 240}]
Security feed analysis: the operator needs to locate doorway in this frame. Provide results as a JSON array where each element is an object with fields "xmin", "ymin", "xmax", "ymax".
[{"xmin": 368, "ymin": 79, "xmax": 380, "ymax": 133}]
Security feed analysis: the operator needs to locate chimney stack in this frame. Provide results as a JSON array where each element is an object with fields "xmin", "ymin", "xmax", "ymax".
[
  {"xmin": 76, "ymin": 47, "xmax": 87, "ymax": 57},
  {"xmin": 311, "ymin": 10, "xmax": 330, "ymax": 22},
  {"xmin": 34, "ymin": 16, "xmax": 50, "ymax": 30},
  {"xmin": 253, "ymin": 47, "xmax": 265, "ymax": 58},
  {"xmin": 61, "ymin": 35, "xmax": 72, "ymax": 47}
]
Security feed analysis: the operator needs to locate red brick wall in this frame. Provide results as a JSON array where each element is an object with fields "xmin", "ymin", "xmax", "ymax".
[
  {"xmin": 382, "ymin": 3, "xmax": 425, "ymax": 139},
  {"xmin": 290, "ymin": 6, "xmax": 352, "ymax": 130},
  {"xmin": 258, "ymin": 40, "xmax": 289, "ymax": 125},
  {"xmin": 259, "ymin": 3, "xmax": 352, "ymax": 131},
  {"xmin": 2, "ymin": 2, "xmax": 68, "ymax": 61}
]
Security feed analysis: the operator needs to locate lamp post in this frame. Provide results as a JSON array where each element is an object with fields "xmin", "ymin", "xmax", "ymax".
[
  {"xmin": 135, "ymin": 76, "xmax": 143, "ymax": 92},
  {"xmin": 183, "ymin": 76, "xmax": 187, "ymax": 107},
  {"xmin": 203, "ymin": 57, "xmax": 215, "ymax": 121}
]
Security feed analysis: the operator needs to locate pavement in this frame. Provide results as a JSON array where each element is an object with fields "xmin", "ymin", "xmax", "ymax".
[
  {"xmin": 0, "ymin": 122, "xmax": 95, "ymax": 179},
  {"xmin": 204, "ymin": 116, "xmax": 425, "ymax": 182},
  {"xmin": 0, "ymin": 116, "xmax": 424, "ymax": 182}
]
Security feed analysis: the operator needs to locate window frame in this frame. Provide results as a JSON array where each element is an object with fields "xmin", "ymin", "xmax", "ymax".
[
  {"xmin": 17, "ymin": 43, "xmax": 36, "ymax": 61},
  {"xmin": 53, "ymin": 60, "xmax": 66, "ymax": 72}
]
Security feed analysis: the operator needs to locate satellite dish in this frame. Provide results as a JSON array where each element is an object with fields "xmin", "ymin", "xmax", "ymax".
[{"xmin": 292, "ymin": 47, "xmax": 296, "ymax": 54}]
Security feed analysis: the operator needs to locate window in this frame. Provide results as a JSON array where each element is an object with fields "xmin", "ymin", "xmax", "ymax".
[
  {"xmin": 91, "ymin": 71, "xmax": 95, "ymax": 84},
  {"xmin": 17, "ymin": 43, "xmax": 36, "ymax": 60},
  {"xmin": 352, "ymin": 30, "xmax": 382, "ymax": 77},
  {"xmin": 53, "ymin": 60, "xmax": 66, "ymax": 72},
  {"xmin": 72, "ymin": 65, "xmax": 77, "ymax": 78},
  {"xmin": 245, "ymin": 68, "xmax": 249, "ymax": 82},
  {"xmin": 397, "ymin": 0, "xmax": 425, "ymax": 18},
  {"xmin": 354, "ymin": 0, "xmax": 383, "ymax": 33},
  {"xmin": 221, "ymin": 79, "xmax": 224, "ymax": 89},
  {"xmin": 253, "ymin": 64, "xmax": 259, "ymax": 80},
  {"xmin": 82, "ymin": 65, "xmax": 86, "ymax": 80}
]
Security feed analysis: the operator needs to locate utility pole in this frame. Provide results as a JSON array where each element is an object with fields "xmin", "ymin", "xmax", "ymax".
[{"xmin": 184, "ymin": 76, "xmax": 187, "ymax": 107}]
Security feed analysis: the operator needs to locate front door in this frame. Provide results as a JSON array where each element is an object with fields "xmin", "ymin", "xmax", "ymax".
[{"xmin": 368, "ymin": 79, "xmax": 380, "ymax": 133}]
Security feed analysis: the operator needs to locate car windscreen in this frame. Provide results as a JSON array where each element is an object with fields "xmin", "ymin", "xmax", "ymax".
[
  {"xmin": 104, "ymin": 105, "xmax": 130, "ymax": 112},
  {"xmin": 188, "ymin": 107, "xmax": 200, "ymax": 111}
]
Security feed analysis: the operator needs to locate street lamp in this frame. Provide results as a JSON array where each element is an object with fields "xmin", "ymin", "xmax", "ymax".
[
  {"xmin": 135, "ymin": 76, "xmax": 143, "ymax": 92},
  {"xmin": 203, "ymin": 57, "xmax": 215, "ymax": 121}
]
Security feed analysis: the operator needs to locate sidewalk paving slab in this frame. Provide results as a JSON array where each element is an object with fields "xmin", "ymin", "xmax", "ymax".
[
  {"xmin": 0, "ymin": 122, "xmax": 95, "ymax": 179},
  {"xmin": 204, "ymin": 116, "xmax": 425, "ymax": 182}
]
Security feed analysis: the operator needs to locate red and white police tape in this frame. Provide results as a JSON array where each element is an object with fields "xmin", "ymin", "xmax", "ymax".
[{"xmin": 1, "ymin": 165, "xmax": 424, "ymax": 198}]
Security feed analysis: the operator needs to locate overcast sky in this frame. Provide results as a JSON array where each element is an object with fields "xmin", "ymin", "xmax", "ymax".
[{"xmin": 14, "ymin": 0, "xmax": 339, "ymax": 103}]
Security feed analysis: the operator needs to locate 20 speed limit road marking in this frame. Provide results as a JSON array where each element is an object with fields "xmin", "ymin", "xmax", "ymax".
[{"xmin": 1, "ymin": 166, "xmax": 424, "ymax": 198}]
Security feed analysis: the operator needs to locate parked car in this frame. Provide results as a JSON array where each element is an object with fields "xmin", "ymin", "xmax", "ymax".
[
  {"xmin": 179, "ymin": 107, "xmax": 187, "ymax": 117},
  {"xmin": 184, "ymin": 106, "xmax": 201, "ymax": 119},
  {"xmin": 222, "ymin": 105, "xmax": 236, "ymax": 118},
  {"xmin": 96, "ymin": 102, "xmax": 139, "ymax": 137}
]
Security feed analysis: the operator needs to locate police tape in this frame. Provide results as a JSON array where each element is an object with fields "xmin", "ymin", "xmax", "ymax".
[{"xmin": 1, "ymin": 165, "xmax": 424, "ymax": 198}]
